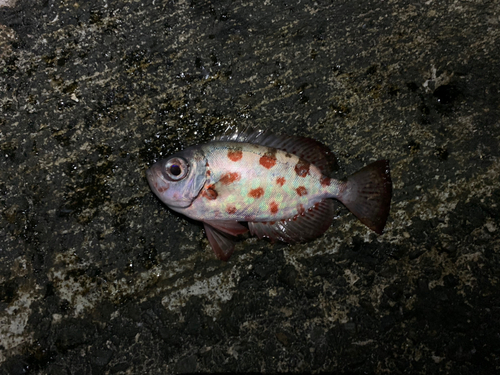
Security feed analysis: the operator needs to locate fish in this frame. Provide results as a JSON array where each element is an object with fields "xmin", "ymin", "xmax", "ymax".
[{"xmin": 146, "ymin": 128, "xmax": 392, "ymax": 261}]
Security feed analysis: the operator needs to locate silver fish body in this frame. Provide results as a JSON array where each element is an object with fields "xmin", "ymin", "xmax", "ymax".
[{"xmin": 147, "ymin": 129, "xmax": 392, "ymax": 260}]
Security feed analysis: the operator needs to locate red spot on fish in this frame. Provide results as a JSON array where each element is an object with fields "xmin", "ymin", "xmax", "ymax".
[
  {"xmin": 320, "ymin": 176, "xmax": 331, "ymax": 187},
  {"xmin": 226, "ymin": 205, "xmax": 237, "ymax": 214},
  {"xmin": 276, "ymin": 177, "xmax": 286, "ymax": 186},
  {"xmin": 228, "ymin": 149, "xmax": 243, "ymax": 162},
  {"xmin": 296, "ymin": 186, "xmax": 308, "ymax": 196},
  {"xmin": 220, "ymin": 172, "xmax": 241, "ymax": 185},
  {"xmin": 157, "ymin": 186, "xmax": 168, "ymax": 193},
  {"xmin": 269, "ymin": 201, "xmax": 279, "ymax": 215},
  {"xmin": 248, "ymin": 187, "xmax": 265, "ymax": 199},
  {"xmin": 201, "ymin": 185, "xmax": 218, "ymax": 200},
  {"xmin": 259, "ymin": 153, "xmax": 277, "ymax": 169},
  {"xmin": 295, "ymin": 159, "xmax": 310, "ymax": 177}
]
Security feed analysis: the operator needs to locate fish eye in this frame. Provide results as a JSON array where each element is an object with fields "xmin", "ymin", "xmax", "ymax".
[
  {"xmin": 170, "ymin": 164, "xmax": 181, "ymax": 176},
  {"xmin": 164, "ymin": 157, "xmax": 189, "ymax": 181}
]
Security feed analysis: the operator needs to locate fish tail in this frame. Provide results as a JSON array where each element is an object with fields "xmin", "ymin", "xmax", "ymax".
[{"xmin": 337, "ymin": 160, "xmax": 392, "ymax": 234}]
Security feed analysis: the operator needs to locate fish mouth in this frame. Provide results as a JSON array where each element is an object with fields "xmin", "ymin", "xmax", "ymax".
[
  {"xmin": 146, "ymin": 164, "xmax": 168, "ymax": 196},
  {"xmin": 146, "ymin": 166, "xmax": 156, "ymax": 190},
  {"xmin": 146, "ymin": 167, "xmax": 156, "ymax": 183}
]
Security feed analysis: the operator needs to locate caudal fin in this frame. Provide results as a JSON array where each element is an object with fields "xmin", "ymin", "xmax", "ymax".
[{"xmin": 338, "ymin": 160, "xmax": 392, "ymax": 234}]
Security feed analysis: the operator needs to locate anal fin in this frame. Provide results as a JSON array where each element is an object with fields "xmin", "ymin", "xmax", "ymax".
[{"xmin": 248, "ymin": 199, "xmax": 335, "ymax": 244}]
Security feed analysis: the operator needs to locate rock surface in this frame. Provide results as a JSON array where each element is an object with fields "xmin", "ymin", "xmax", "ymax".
[{"xmin": 1, "ymin": 0, "xmax": 499, "ymax": 373}]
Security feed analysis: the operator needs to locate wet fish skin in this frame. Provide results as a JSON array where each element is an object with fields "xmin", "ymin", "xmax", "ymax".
[{"xmin": 147, "ymin": 129, "xmax": 392, "ymax": 261}]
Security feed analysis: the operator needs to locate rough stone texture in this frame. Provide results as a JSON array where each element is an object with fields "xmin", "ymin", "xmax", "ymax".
[{"xmin": 1, "ymin": 0, "xmax": 499, "ymax": 373}]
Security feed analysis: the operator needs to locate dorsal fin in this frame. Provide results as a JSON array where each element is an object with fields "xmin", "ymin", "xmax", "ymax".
[
  {"xmin": 214, "ymin": 127, "xmax": 339, "ymax": 175},
  {"xmin": 248, "ymin": 199, "xmax": 335, "ymax": 244}
]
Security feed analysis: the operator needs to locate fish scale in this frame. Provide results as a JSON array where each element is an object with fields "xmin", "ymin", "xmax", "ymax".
[
  {"xmin": 185, "ymin": 142, "xmax": 339, "ymax": 222},
  {"xmin": 147, "ymin": 129, "xmax": 392, "ymax": 261}
]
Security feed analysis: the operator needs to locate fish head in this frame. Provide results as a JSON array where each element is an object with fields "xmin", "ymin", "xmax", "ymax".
[{"xmin": 146, "ymin": 147, "xmax": 206, "ymax": 209}]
